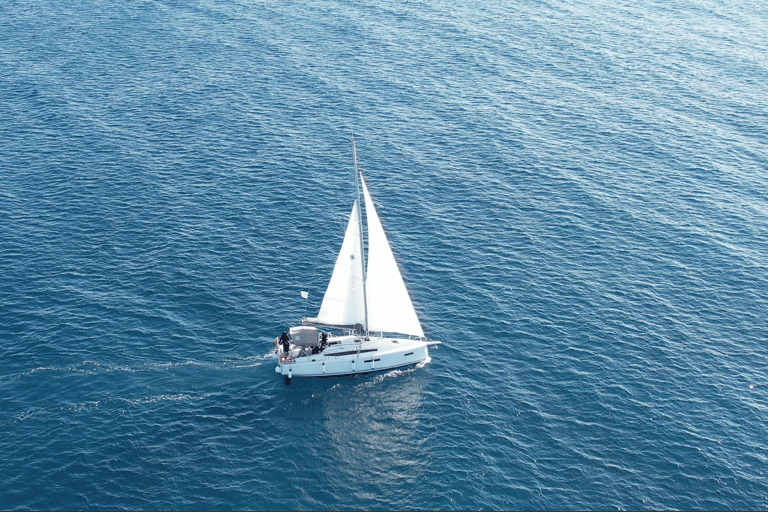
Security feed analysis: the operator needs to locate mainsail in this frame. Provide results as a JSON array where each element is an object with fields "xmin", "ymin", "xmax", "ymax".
[
  {"xmin": 314, "ymin": 199, "xmax": 365, "ymax": 327},
  {"xmin": 361, "ymin": 175, "xmax": 425, "ymax": 338}
]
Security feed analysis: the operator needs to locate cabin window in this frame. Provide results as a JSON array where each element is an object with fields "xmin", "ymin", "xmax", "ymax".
[
  {"xmin": 326, "ymin": 348, "xmax": 378, "ymax": 357},
  {"xmin": 404, "ymin": 352, "xmax": 414, "ymax": 356}
]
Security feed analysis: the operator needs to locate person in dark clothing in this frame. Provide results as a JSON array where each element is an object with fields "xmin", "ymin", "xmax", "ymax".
[
  {"xmin": 280, "ymin": 332, "xmax": 290, "ymax": 354},
  {"xmin": 320, "ymin": 332, "xmax": 328, "ymax": 348}
]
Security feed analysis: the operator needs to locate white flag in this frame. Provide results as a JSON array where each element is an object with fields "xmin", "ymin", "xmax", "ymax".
[{"xmin": 300, "ymin": 291, "xmax": 309, "ymax": 299}]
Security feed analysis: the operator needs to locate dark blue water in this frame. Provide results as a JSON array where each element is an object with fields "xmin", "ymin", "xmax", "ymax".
[{"xmin": 2, "ymin": 0, "xmax": 767, "ymax": 509}]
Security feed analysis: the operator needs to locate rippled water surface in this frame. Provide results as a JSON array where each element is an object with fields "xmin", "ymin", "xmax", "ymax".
[{"xmin": 1, "ymin": 0, "xmax": 767, "ymax": 509}]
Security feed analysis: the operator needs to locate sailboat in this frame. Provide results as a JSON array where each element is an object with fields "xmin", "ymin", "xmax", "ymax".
[{"xmin": 273, "ymin": 139, "xmax": 439, "ymax": 385}]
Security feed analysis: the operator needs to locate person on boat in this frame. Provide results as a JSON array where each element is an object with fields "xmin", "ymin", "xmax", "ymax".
[
  {"xmin": 280, "ymin": 332, "xmax": 290, "ymax": 354},
  {"xmin": 312, "ymin": 332, "xmax": 327, "ymax": 355}
]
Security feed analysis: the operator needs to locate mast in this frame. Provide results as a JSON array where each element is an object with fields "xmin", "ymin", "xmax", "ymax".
[{"xmin": 352, "ymin": 138, "xmax": 369, "ymax": 338}]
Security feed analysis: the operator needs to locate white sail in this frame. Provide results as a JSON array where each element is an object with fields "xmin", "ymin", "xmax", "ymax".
[
  {"xmin": 361, "ymin": 175, "xmax": 425, "ymax": 338},
  {"xmin": 314, "ymin": 200, "xmax": 366, "ymax": 327}
]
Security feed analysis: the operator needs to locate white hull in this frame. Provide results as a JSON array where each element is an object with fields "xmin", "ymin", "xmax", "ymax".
[{"xmin": 274, "ymin": 334, "xmax": 429, "ymax": 381}]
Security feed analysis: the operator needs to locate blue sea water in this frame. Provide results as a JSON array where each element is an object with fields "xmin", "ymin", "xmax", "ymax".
[{"xmin": 1, "ymin": 0, "xmax": 767, "ymax": 509}]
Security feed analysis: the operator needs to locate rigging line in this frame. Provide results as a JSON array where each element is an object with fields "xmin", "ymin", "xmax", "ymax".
[{"xmin": 302, "ymin": 286, "xmax": 309, "ymax": 320}]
